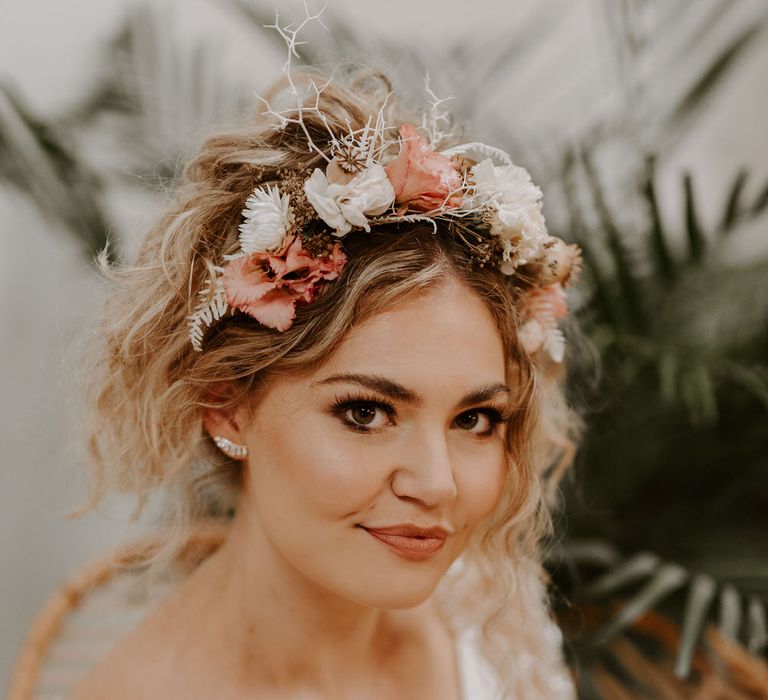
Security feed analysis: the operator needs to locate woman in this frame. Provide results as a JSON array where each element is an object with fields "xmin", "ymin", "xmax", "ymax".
[{"xmin": 69, "ymin": 69, "xmax": 582, "ymax": 699}]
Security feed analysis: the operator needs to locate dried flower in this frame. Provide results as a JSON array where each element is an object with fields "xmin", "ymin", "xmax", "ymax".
[
  {"xmin": 300, "ymin": 224, "xmax": 337, "ymax": 257},
  {"xmin": 522, "ymin": 238, "xmax": 584, "ymax": 287},
  {"xmin": 325, "ymin": 159, "xmax": 356, "ymax": 185},
  {"xmin": 277, "ymin": 168, "xmax": 316, "ymax": 233},
  {"xmin": 304, "ymin": 163, "xmax": 395, "ymax": 236},
  {"xmin": 238, "ymin": 185, "xmax": 294, "ymax": 254},
  {"xmin": 517, "ymin": 284, "xmax": 569, "ymax": 362},
  {"xmin": 332, "ymin": 138, "xmax": 368, "ymax": 174},
  {"xmin": 385, "ymin": 123, "xmax": 463, "ymax": 211},
  {"xmin": 223, "ymin": 235, "xmax": 347, "ymax": 331},
  {"xmin": 470, "ymin": 159, "xmax": 548, "ymax": 271}
]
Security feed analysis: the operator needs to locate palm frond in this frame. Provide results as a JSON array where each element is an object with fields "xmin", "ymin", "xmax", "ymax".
[
  {"xmin": 591, "ymin": 564, "xmax": 690, "ymax": 645},
  {"xmin": 556, "ymin": 542, "xmax": 768, "ymax": 681},
  {"xmin": 0, "ymin": 82, "xmax": 112, "ymax": 260},
  {"xmin": 580, "ymin": 552, "xmax": 663, "ymax": 599},
  {"xmin": 719, "ymin": 584, "xmax": 742, "ymax": 640},
  {"xmin": 572, "ymin": 152, "xmax": 768, "ymax": 421},
  {"xmin": 643, "ymin": 156, "xmax": 677, "ymax": 284},
  {"xmin": 581, "ymin": 148, "xmax": 649, "ymax": 332},
  {"xmin": 747, "ymin": 597, "xmax": 768, "ymax": 655},
  {"xmin": 603, "ymin": 0, "xmax": 768, "ymax": 147},
  {"xmin": 719, "ymin": 168, "xmax": 750, "ymax": 233},
  {"xmin": 751, "ymin": 178, "xmax": 768, "ymax": 217},
  {"xmin": 683, "ymin": 172, "xmax": 706, "ymax": 263},
  {"xmin": 675, "ymin": 573, "xmax": 717, "ymax": 677}
]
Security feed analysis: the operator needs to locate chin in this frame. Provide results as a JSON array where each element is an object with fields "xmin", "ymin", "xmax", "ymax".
[
  {"xmin": 335, "ymin": 529, "xmax": 458, "ymax": 609},
  {"xmin": 340, "ymin": 558, "xmax": 451, "ymax": 610},
  {"xmin": 353, "ymin": 579, "xmax": 442, "ymax": 610}
]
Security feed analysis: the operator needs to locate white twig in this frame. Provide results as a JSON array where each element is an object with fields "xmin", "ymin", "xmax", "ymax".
[
  {"xmin": 255, "ymin": 2, "xmax": 333, "ymax": 163},
  {"xmin": 421, "ymin": 70, "xmax": 454, "ymax": 147}
]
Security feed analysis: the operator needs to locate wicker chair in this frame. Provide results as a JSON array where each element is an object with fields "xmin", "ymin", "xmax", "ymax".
[
  {"xmin": 6, "ymin": 522, "xmax": 228, "ymax": 700},
  {"xmin": 559, "ymin": 608, "xmax": 768, "ymax": 698}
]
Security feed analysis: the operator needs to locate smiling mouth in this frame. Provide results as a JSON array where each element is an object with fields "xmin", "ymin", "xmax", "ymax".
[{"xmin": 358, "ymin": 526, "xmax": 447, "ymax": 562}]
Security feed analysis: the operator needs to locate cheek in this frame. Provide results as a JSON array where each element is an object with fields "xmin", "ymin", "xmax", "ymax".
[
  {"xmin": 455, "ymin": 448, "xmax": 507, "ymax": 522},
  {"xmin": 249, "ymin": 419, "xmax": 385, "ymax": 522}
]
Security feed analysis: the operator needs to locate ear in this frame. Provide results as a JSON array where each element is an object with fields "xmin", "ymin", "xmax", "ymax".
[{"xmin": 202, "ymin": 381, "xmax": 249, "ymax": 446}]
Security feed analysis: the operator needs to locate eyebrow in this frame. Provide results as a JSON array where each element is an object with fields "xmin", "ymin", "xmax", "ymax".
[{"xmin": 313, "ymin": 373, "xmax": 512, "ymax": 408}]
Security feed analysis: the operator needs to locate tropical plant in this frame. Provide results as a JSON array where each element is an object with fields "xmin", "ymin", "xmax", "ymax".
[{"xmin": 549, "ymin": 151, "xmax": 768, "ymax": 695}]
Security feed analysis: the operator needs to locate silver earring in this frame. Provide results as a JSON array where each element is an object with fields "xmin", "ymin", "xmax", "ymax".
[{"xmin": 213, "ymin": 436, "xmax": 248, "ymax": 459}]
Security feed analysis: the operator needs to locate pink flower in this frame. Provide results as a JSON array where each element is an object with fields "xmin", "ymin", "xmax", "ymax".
[
  {"xmin": 223, "ymin": 235, "xmax": 347, "ymax": 331},
  {"xmin": 518, "ymin": 284, "xmax": 569, "ymax": 362},
  {"xmin": 522, "ymin": 284, "xmax": 568, "ymax": 321},
  {"xmin": 385, "ymin": 124, "xmax": 463, "ymax": 212}
]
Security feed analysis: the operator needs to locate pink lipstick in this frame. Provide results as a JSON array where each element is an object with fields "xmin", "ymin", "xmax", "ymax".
[{"xmin": 360, "ymin": 524, "xmax": 449, "ymax": 562}]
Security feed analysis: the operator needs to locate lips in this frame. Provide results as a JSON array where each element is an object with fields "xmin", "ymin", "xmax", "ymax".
[{"xmin": 360, "ymin": 523, "xmax": 450, "ymax": 562}]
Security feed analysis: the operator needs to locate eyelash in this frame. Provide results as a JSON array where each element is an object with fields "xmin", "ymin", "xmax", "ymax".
[{"xmin": 330, "ymin": 392, "xmax": 510, "ymax": 437}]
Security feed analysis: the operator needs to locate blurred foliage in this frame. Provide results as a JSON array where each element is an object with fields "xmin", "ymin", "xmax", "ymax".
[
  {"xmin": 1, "ymin": 0, "xmax": 766, "ymax": 695},
  {"xmin": 551, "ymin": 150, "xmax": 768, "ymax": 694},
  {"xmin": 0, "ymin": 82, "xmax": 112, "ymax": 260}
]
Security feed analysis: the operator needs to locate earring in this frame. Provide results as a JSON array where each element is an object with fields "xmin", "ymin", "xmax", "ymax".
[{"xmin": 213, "ymin": 436, "xmax": 248, "ymax": 459}]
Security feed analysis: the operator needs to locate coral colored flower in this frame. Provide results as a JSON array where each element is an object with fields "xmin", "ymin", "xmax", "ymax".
[
  {"xmin": 223, "ymin": 235, "xmax": 346, "ymax": 331},
  {"xmin": 523, "ymin": 284, "xmax": 568, "ymax": 320},
  {"xmin": 385, "ymin": 124, "xmax": 463, "ymax": 212},
  {"xmin": 518, "ymin": 284, "xmax": 569, "ymax": 362}
]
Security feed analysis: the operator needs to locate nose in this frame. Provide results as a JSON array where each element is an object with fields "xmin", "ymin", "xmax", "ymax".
[{"xmin": 391, "ymin": 426, "xmax": 458, "ymax": 508}]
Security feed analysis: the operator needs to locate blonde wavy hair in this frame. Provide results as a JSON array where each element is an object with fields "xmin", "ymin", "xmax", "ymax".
[{"xmin": 74, "ymin": 70, "xmax": 583, "ymax": 699}]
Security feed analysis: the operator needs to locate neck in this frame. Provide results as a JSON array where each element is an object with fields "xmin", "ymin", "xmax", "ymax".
[{"xmin": 169, "ymin": 506, "xmax": 407, "ymax": 695}]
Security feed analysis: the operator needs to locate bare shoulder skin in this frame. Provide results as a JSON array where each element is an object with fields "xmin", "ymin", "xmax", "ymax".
[{"xmin": 69, "ymin": 573, "xmax": 461, "ymax": 700}]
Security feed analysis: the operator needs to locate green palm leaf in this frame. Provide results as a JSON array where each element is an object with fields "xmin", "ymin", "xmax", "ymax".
[
  {"xmin": 0, "ymin": 83, "xmax": 112, "ymax": 260},
  {"xmin": 674, "ymin": 573, "xmax": 717, "ymax": 677}
]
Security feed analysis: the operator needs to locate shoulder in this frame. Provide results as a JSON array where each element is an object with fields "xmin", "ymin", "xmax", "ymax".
[
  {"xmin": 68, "ymin": 584, "xmax": 195, "ymax": 700},
  {"xmin": 67, "ymin": 617, "xmax": 171, "ymax": 700}
]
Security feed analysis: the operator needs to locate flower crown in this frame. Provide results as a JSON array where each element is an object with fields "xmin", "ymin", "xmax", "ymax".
[{"xmin": 186, "ymin": 13, "xmax": 581, "ymax": 362}]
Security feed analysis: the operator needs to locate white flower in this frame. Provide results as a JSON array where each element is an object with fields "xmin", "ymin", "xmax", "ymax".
[
  {"xmin": 238, "ymin": 185, "xmax": 293, "ymax": 254},
  {"xmin": 304, "ymin": 163, "xmax": 395, "ymax": 237},
  {"xmin": 470, "ymin": 158, "xmax": 548, "ymax": 267}
]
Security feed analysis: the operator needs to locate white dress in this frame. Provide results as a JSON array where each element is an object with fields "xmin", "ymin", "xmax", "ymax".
[{"xmin": 455, "ymin": 629, "xmax": 503, "ymax": 699}]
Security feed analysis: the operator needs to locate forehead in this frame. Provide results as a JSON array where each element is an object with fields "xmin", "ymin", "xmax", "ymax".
[{"xmin": 321, "ymin": 280, "xmax": 506, "ymax": 384}]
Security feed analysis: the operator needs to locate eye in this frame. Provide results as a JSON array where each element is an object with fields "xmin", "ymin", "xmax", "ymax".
[
  {"xmin": 331, "ymin": 394, "xmax": 396, "ymax": 433},
  {"xmin": 453, "ymin": 408, "xmax": 506, "ymax": 437},
  {"xmin": 347, "ymin": 404, "xmax": 384, "ymax": 427}
]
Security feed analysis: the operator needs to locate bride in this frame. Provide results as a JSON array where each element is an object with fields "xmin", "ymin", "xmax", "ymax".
[{"xmin": 68, "ymin": 63, "xmax": 582, "ymax": 700}]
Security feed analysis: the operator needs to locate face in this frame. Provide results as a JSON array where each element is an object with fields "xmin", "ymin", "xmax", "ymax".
[{"xmin": 229, "ymin": 278, "xmax": 512, "ymax": 609}]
